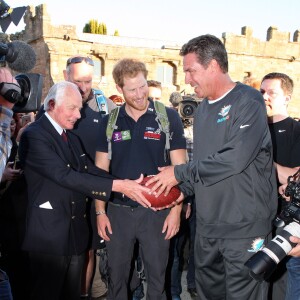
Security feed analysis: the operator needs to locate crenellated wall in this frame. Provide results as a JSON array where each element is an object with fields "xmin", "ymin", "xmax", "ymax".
[
  {"xmin": 12, "ymin": 4, "xmax": 300, "ymax": 117},
  {"xmin": 223, "ymin": 26, "xmax": 300, "ymax": 117}
]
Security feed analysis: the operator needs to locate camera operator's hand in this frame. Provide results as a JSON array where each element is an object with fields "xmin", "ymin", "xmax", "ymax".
[
  {"xmin": 1, "ymin": 161, "xmax": 22, "ymax": 182},
  {"xmin": 275, "ymin": 163, "xmax": 300, "ymax": 185},
  {"xmin": 279, "ymin": 184, "xmax": 290, "ymax": 201},
  {"xmin": 0, "ymin": 67, "xmax": 19, "ymax": 110},
  {"xmin": 288, "ymin": 236, "xmax": 300, "ymax": 257}
]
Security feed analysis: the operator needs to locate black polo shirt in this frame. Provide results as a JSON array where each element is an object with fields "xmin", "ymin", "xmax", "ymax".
[{"xmin": 96, "ymin": 99, "xmax": 186, "ymax": 206}]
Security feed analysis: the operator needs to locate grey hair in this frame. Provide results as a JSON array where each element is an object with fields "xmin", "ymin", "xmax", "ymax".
[{"xmin": 44, "ymin": 81, "xmax": 80, "ymax": 111}]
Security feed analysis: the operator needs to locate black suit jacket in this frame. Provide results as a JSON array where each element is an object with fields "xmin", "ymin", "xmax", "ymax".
[{"xmin": 18, "ymin": 115, "xmax": 113, "ymax": 255}]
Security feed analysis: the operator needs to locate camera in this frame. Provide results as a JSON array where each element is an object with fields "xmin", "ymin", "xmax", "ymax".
[
  {"xmin": 0, "ymin": 38, "xmax": 41, "ymax": 112},
  {"xmin": 0, "ymin": 73, "xmax": 43, "ymax": 113},
  {"xmin": 178, "ymin": 96, "xmax": 200, "ymax": 119},
  {"xmin": 244, "ymin": 168, "xmax": 300, "ymax": 282}
]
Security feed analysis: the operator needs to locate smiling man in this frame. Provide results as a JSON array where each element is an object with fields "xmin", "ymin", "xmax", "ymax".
[
  {"xmin": 147, "ymin": 35, "xmax": 278, "ymax": 300},
  {"xmin": 94, "ymin": 58, "xmax": 186, "ymax": 299},
  {"xmin": 18, "ymin": 81, "xmax": 150, "ymax": 300}
]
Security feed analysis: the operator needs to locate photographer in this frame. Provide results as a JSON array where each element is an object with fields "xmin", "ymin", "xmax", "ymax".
[
  {"xmin": 0, "ymin": 67, "xmax": 19, "ymax": 300},
  {"xmin": 260, "ymin": 72, "xmax": 300, "ymax": 300},
  {"xmin": 0, "ymin": 68, "xmax": 17, "ymax": 180}
]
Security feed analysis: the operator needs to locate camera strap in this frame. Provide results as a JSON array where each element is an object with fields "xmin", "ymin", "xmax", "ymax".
[
  {"xmin": 154, "ymin": 100, "xmax": 170, "ymax": 162},
  {"xmin": 94, "ymin": 89, "xmax": 108, "ymax": 115},
  {"xmin": 106, "ymin": 106, "xmax": 120, "ymax": 160}
]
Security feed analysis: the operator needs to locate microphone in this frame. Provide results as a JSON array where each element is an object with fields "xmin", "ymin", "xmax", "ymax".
[
  {"xmin": 0, "ymin": 41, "xmax": 37, "ymax": 73},
  {"xmin": 169, "ymin": 92, "xmax": 183, "ymax": 108}
]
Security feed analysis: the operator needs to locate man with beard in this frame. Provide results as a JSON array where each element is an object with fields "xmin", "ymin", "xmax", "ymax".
[{"xmin": 95, "ymin": 58, "xmax": 186, "ymax": 299}]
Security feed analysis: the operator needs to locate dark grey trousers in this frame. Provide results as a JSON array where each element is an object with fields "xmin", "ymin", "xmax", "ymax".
[
  {"xmin": 106, "ymin": 203, "xmax": 170, "ymax": 300},
  {"xmin": 194, "ymin": 234, "xmax": 271, "ymax": 300}
]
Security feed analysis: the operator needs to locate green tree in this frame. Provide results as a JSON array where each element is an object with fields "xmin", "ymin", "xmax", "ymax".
[{"xmin": 82, "ymin": 20, "xmax": 111, "ymax": 35}]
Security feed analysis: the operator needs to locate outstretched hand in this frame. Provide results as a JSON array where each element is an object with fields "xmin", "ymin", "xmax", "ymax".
[
  {"xmin": 155, "ymin": 192, "xmax": 185, "ymax": 211},
  {"xmin": 113, "ymin": 174, "xmax": 152, "ymax": 208},
  {"xmin": 146, "ymin": 166, "xmax": 179, "ymax": 197}
]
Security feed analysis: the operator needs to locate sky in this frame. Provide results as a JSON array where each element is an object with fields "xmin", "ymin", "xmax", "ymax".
[{"xmin": 4, "ymin": 0, "xmax": 300, "ymax": 44}]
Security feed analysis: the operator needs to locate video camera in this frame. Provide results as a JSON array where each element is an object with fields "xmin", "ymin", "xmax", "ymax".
[
  {"xmin": 12, "ymin": 73, "xmax": 43, "ymax": 113},
  {"xmin": 245, "ymin": 168, "xmax": 300, "ymax": 282},
  {"xmin": 179, "ymin": 96, "xmax": 199, "ymax": 119},
  {"xmin": 0, "ymin": 40, "xmax": 43, "ymax": 112},
  {"xmin": 178, "ymin": 95, "xmax": 202, "ymax": 127},
  {"xmin": 0, "ymin": 69, "xmax": 43, "ymax": 113}
]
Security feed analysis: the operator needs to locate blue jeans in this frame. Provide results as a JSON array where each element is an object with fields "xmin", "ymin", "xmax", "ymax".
[
  {"xmin": 285, "ymin": 257, "xmax": 300, "ymax": 300},
  {"xmin": 0, "ymin": 269, "xmax": 13, "ymax": 300}
]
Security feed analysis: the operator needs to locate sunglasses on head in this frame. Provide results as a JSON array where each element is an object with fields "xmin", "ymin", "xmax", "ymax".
[{"xmin": 66, "ymin": 56, "xmax": 94, "ymax": 67}]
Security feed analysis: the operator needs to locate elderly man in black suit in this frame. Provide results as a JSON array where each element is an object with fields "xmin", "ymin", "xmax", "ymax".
[{"xmin": 18, "ymin": 81, "xmax": 150, "ymax": 300}]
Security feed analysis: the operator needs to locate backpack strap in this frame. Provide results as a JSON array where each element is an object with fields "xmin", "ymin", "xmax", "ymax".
[
  {"xmin": 154, "ymin": 101, "xmax": 170, "ymax": 161},
  {"xmin": 94, "ymin": 89, "xmax": 108, "ymax": 115},
  {"xmin": 106, "ymin": 101, "xmax": 170, "ymax": 161},
  {"xmin": 106, "ymin": 106, "xmax": 120, "ymax": 160}
]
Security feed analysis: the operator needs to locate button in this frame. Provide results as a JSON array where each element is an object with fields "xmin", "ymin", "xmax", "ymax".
[
  {"xmin": 72, "ymin": 201, "xmax": 75, "ymax": 205},
  {"xmin": 84, "ymin": 214, "xmax": 86, "ymax": 218},
  {"xmin": 84, "ymin": 166, "xmax": 87, "ymax": 169},
  {"xmin": 67, "ymin": 164, "xmax": 70, "ymax": 167},
  {"xmin": 72, "ymin": 216, "xmax": 75, "ymax": 219}
]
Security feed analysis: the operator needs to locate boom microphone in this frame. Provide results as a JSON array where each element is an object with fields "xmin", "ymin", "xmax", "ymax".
[
  {"xmin": 0, "ymin": 41, "xmax": 36, "ymax": 72},
  {"xmin": 169, "ymin": 92, "xmax": 183, "ymax": 108}
]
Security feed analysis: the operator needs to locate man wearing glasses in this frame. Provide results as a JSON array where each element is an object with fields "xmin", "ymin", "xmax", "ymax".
[
  {"xmin": 64, "ymin": 56, "xmax": 116, "ymax": 299},
  {"xmin": 63, "ymin": 56, "xmax": 115, "ymax": 161}
]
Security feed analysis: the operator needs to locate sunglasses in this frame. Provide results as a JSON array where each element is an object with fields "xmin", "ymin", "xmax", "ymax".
[{"xmin": 66, "ymin": 56, "xmax": 94, "ymax": 67}]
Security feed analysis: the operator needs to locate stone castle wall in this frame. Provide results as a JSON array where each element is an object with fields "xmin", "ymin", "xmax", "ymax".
[
  {"xmin": 223, "ymin": 26, "xmax": 300, "ymax": 117},
  {"xmin": 15, "ymin": 4, "xmax": 300, "ymax": 117}
]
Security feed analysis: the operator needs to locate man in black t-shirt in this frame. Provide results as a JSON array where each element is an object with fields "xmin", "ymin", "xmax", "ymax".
[{"xmin": 261, "ymin": 72, "xmax": 300, "ymax": 300}]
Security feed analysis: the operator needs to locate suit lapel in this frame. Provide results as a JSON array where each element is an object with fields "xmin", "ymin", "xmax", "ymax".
[
  {"xmin": 65, "ymin": 131, "xmax": 81, "ymax": 170},
  {"xmin": 39, "ymin": 116, "xmax": 80, "ymax": 168}
]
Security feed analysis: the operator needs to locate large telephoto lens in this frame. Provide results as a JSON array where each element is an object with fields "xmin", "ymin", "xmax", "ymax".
[{"xmin": 245, "ymin": 222, "xmax": 300, "ymax": 281}]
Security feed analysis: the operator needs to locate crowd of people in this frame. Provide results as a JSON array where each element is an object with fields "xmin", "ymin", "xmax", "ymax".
[{"xmin": 0, "ymin": 34, "xmax": 300, "ymax": 300}]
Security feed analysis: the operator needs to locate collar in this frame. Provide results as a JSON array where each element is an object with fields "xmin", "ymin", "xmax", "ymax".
[{"xmin": 45, "ymin": 112, "xmax": 64, "ymax": 135}]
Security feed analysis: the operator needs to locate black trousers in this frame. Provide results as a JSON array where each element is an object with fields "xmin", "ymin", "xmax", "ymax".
[{"xmin": 28, "ymin": 252, "xmax": 85, "ymax": 300}]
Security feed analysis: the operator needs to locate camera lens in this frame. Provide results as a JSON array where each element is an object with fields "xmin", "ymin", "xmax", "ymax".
[
  {"xmin": 182, "ymin": 104, "xmax": 194, "ymax": 117},
  {"xmin": 245, "ymin": 222, "xmax": 300, "ymax": 281},
  {"xmin": 179, "ymin": 99, "xmax": 198, "ymax": 119}
]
